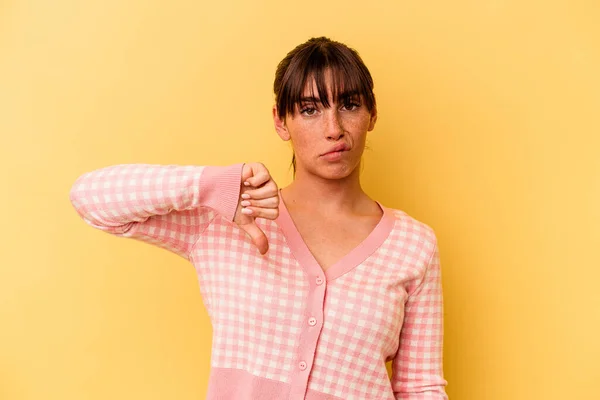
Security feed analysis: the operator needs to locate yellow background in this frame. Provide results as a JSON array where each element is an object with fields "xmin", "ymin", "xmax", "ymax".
[{"xmin": 1, "ymin": 1, "xmax": 599, "ymax": 399}]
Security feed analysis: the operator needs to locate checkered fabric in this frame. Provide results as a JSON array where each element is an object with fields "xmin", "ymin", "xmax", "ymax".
[{"xmin": 70, "ymin": 163, "xmax": 448, "ymax": 399}]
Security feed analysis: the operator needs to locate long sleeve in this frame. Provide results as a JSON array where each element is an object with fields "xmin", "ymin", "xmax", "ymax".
[
  {"xmin": 391, "ymin": 238, "xmax": 448, "ymax": 399},
  {"xmin": 69, "ymin": 163, "xmax": 244, "ymax": 260}
]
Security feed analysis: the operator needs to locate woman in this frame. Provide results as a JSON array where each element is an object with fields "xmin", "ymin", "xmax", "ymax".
[{"xmin": 70, "ymin": 37, "xmax": 448, "ymax": 399}]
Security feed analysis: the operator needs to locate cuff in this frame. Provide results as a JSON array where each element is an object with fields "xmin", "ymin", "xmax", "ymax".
[{"xmin": 197, "ymin": 163, "xmax": 244, "ymax": 221}]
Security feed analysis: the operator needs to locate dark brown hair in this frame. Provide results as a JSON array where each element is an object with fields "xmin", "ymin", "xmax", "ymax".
[{"xmin": 273, "ymin": 37, "xmax": 376, "ymax": 174}]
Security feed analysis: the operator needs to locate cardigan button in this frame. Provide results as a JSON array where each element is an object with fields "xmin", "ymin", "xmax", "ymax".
[
  {"xmin": 299, "ymin": 361, "xmax": 307, "ymax": 370},
  {"xmin": 308, "ymin": 317, "xmax": 317, "ymax": 326},
  {"xmin": 315, "ymin": 276, "xmax": 324, "ymax": 285}
]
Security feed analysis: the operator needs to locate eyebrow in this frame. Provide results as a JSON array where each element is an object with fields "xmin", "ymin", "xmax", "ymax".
[
  {"xmin": 299, "ymin": 96, "xmax": 320, "ymax": 103},
  {"xmin": 298, "ymin": 91, "xmax": 361, "ymax": 104}
]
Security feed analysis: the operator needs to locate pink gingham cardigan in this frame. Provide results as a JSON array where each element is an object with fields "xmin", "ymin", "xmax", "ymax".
[{"xmin": 69, "ymin": 163, "xmax": 448, "ymax": 399}]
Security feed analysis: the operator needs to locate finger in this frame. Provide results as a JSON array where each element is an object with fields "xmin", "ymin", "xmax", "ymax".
[
  {"xmin": 241, "ymin": 207, "xmax": 279, "ymax": 220},
  {"xmin": 245, "ymin": 165, "xmax": 271, "ymax": 188},
  {"xmin": 239, "ymin": 222, "xmax": 269, "ymax": 255},
  {"xmin": 240, "ymin": 196, "xmax": 279, "ymax": 209},
  {"xmin": 241, "ymin": 163, "xmax": 255, "ymax": 182},
  {"xmin": 243, "ymin": 181, "xmax": 279, "ymax": 200}
]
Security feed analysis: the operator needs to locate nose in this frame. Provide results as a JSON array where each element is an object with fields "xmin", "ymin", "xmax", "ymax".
[{"xmin": 325, "ymin": 109, "xmax": 345, "ymax": 140}]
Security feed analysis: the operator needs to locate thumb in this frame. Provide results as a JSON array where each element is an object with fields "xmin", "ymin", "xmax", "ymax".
[{"xmin": 239, "ymin": 220, "xmax": 269, "ymax": 255}]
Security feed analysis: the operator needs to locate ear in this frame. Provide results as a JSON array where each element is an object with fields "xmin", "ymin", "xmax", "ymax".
[
  {"xmin": 273, "ymin": 105, "xmax": 291, "ymax": 141},
  {"xmin": 367, "ymin": 106, "xmax": 378, "ymax": 132}
]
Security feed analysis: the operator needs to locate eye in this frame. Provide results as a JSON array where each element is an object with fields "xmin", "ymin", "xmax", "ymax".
[
  {"xmin": 341, "ymin": 99, "xmax": 361, "ymax": 111},
  {"xmin": 300, "ymin": 105, "xmax": 318, "ymax": 116}
]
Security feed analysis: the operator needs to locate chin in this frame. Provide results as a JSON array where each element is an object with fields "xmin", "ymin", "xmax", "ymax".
[
  {"xmin": 315, "ymin": 164, "xmax": 357, "ymax": 181},
  {"xmin": 297, "ymin": 155, "xmax": 361, "ymax": 180}
]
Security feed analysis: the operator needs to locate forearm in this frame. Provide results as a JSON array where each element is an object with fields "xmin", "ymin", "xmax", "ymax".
[
  {"xmin": 392, "ymin": 237, "xmax": 448, "ymax": 399},
  {"xmin": 69, "ymin": 163, "xmax": 243, "ymax": 233}
]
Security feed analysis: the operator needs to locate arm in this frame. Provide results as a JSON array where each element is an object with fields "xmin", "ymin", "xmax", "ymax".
[
  {"xmin": 391, "ymin": 238, "xmax": 448, "ymax": 399},
  {"xmin": 69, "ymin": 163, "xmax": 244, "ymax": 259}
]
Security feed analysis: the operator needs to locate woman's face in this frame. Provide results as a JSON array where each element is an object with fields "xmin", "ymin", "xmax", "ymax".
[{"xmin": 273, "ymin": 71, "xmax": 377, "ymax": 181}]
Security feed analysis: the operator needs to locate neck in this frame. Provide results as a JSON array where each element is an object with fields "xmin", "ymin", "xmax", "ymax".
[{"xmin": 281, "ymin": 165, "xmax": 370, "ymax": 216}]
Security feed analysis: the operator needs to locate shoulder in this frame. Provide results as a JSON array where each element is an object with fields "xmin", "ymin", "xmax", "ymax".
[{"xmin": 382, "ymin": 204, "xmax": 438, "ymax": 257}]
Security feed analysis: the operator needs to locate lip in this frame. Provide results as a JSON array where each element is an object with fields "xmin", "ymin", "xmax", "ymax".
[{"xmin": 321, "ymin": 143, "xmax": 349, "ymax": 156}]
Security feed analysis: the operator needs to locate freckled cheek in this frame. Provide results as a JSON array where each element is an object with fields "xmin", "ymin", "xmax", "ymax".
[
  {"xmin": 351, "ymin": 114, "xmax": 372, "ymax": 128},
  {"xmin": 289, "ymin": 128, "xmax": 320, "ymax": 158},
  {"xmin": 342, "ymin": 115, "xmax": 370, "ymax": 132}
]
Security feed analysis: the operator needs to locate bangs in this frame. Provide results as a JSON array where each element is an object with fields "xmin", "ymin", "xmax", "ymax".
[{"xmin": 275, "ymin": 39, "xmax": 375, "ymax": 118}]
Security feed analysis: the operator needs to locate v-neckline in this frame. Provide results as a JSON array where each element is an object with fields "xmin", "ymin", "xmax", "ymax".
[{"xmin": 274, "ymin": 190, "xmax": 396, "ymax": 281}]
